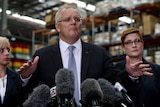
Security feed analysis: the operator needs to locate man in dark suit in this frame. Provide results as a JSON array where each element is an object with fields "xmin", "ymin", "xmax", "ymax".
[{"xmin": 17, "ymin": 4, "xmax": 119, "ymax": 106}]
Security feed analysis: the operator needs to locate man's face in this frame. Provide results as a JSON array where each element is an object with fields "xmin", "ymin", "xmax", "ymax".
[{"xmin": 55, "ymin": 8, "xmax": 82, "ymax": 44}]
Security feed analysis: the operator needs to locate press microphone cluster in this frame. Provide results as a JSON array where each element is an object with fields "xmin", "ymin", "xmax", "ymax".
[
  {"xmin": 23, "ymin": 68, "xmax": 134, "ymax": 107},
  {"xmin": 80, "ymin": 78, "xmax": 135, "ymax": 107},
  {"xmin": 81, "ymin": 78, "xmax": 103, "ymax": 107},
  {"xmin": 23, "ymin": 68, "xmax": 77, "ymax": 107},
  {"xmin": 55, "ymin": 68, "xmax": 76, "ymax": 107},
  {"xmin": 23, "ymin": 84, "xmax": 51, "ymax": 107},
  {"xmin": 97, "ymin": 78, "xmax": 127, "ymax": 107},
  {"xmin": 97, "ymin": 78, "xmax": 135, "ymax": 107}
]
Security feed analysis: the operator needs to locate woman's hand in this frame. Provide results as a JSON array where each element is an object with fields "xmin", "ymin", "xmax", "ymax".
[{"xmin": 125, "ymin": 56, "xmax": 153, "ymax": 77}]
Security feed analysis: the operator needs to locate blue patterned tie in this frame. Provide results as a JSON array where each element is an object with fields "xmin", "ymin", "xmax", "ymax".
[{"xmin": 68, "ymin": 46, "xmax": 79, "ymax": 105}]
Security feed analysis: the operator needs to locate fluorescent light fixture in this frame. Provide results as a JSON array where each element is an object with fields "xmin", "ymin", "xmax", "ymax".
[
  {"xmin": 10, "ymin": 37, "xmax": 16, "ymax": 41},
  {"xmin": 12, "ymin": 13, "xmax": 46, "ymax": 25},
  {"xmin": 0, "ymin": 9, "xmax": 45, "ymax": 25},
  {"xmin": 0, "ymin": 8, "xmax": 11, "ymax": 14},
  {"xmin": 12, "ymin": 13, "xmax": 21, "ymax": 17},
  {"xmin": 60, "ymin": 0, "xmax": 95, "ymax": 12},
  {"xmin": 38, "ymin": 0, "xmax": 45, "ymax": 3},
  {"xmin": 6, "ymin": 10, "xmax": 11, "ymax": 14},
  {"xmin": 118, "ymin": 16, "xmax": 135, "ymax": 24},
  {"xmin": 60, "ymin": 0, "xmax": 75, "ymax": 3},
  {"xmin": 86, "ymin": 4, "xmax": 96, "ymax": 12},
  {"xmin": 60, "ymin": 0, "xmax": 86, "ymax": 8},
  {"xmin": 74, "ymin": 1, "xmax": 86, "ymax": 8}
]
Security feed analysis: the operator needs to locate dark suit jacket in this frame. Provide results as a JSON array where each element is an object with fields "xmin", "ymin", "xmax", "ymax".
[
  {"xmin": 24, "ymin": 40, "xmax": 119, "ymax": 93},
  {"xmin": 116, "ymin": 59, "xmax": 160, "ymax": 107},
  {"xmin": 0, "ymin": 68, "xmax": 22, "ymax": 107}
]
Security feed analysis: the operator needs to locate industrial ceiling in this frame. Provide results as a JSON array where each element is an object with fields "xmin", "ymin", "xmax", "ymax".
[
  {"xmin": 0, "ymin": 0, "xmax": 160, "ymax": 45},
  {"xmin": 0, "ymin": 0, "xmax": 102, "ymax": 44}
]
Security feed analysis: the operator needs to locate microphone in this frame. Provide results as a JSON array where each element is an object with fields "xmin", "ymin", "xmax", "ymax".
[
  {"xmin": 97, "ymin": 78, "xmax": 127, "ymax": 107},
  {"xmin": 55, "ymin": 68, "xmax": 76, "ymax": 107},
  {"xmin": 48, "ymin": 86, "xmax": 58, "ymax": 107},
  {"xmin": 81, "ymin": 78, "xmax": 103, "ymax": 107},
  {"xmin": 114, "ymin": 82, "xmax": 135, "ymax": 107},
  {"xmin": 23, "ymin": 84, "xmax": 51, "ymax": 107}
]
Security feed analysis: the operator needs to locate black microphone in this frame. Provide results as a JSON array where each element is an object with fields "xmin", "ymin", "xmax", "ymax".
[
  {"xmin": 55, "ymin": 68, "xmax": 76, "ymax": 107},
  {"xmin": 23, "ymin": 84, "xmax": 51, "ymax": 107},
  {"xmin": 97, "ymin": 78, "xmax": 127, "ymax": 107},
  {"xmin": 81, "ymin": 78, "xmax": 103, "ymax": 107},
  {"xmin": 48, "ymin": 86, "xmax": 58, "ymax": 107}
]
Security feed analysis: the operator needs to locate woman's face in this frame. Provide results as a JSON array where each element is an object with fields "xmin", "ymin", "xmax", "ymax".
[
  {"xmin": 122, "ymin": 33, "xmax": 144, "ymax": 58},
  {"xmin": 0, "ymin": 44, "xmax": 10, "ymax": 66}
]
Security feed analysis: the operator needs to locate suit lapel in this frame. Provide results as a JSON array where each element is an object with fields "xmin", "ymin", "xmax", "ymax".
[
  {"xmin": 3, "ymin": 69, "xmax": 15, "ymax": 105},
  {"xmin": 81, "ymin": 41, "xmax": 90, "ymax": 82},
  {"xmin": 54, "ymin": 41, "xmax": 90, "ymax": 82},
  {"xmin": 52, "ymin": 43, "xmax": 63, "ymax": 69}
]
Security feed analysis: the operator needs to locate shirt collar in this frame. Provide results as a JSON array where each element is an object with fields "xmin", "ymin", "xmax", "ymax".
[{"xmin": 59, "ymin": 39, "xmax": 82, "ymax": 52}]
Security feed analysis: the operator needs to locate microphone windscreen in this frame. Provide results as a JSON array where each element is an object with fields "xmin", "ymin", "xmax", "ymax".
[
  {"xmin": 55, "ymin": 68, "xmax": 74, "ymax": 99},
  {"xmin": 81, "ymin": 78, "xmax": 103, "ymax": 104},
  {"xmin": 97, "ymin": 78, "xmax": 123, "ymax": 104},
  {"xmin": 23, "ymin": 84, "xmax": 51, "ymax": 107}
]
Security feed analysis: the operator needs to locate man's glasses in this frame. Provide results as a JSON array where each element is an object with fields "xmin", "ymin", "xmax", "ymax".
[
  {"xmin": 58, "ymin": 17, "xmax": 82, "ymax": 23},
  {"xmin": 124, "ymin": 39, "xmax": 142, "ymax": 46}
]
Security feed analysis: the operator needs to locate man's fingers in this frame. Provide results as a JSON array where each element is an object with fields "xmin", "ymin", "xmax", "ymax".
[{"xmin": 33, "ymin": 56, "xmax": 39, "ymax": 65}]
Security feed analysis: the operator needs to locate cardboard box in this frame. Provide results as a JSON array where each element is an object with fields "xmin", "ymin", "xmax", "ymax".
[
  {"xmin": 45, "ymin": 11, "xmax": 57, "ymax": 26},
  {"xmin": 142, "ymin": 14, "xmax": 157, "ymax": 35}
]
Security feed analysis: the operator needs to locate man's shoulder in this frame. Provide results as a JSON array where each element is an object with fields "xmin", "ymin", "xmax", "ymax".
[
  {"xmin": 37, "ymin": 44, "xmax": 57, "ymax": 51},
  {"xmin": 83, "ymin": 41, "xmax": 105, "ymax": 50},
  {"xmin": 34, "ymin": 44, "xmax": 58, "ymax": 57}
]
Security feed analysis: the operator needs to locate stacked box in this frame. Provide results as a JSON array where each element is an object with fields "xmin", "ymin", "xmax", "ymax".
[{"xmin": 142, "ymin": 14, "xmax": 157, "ymax": 35}]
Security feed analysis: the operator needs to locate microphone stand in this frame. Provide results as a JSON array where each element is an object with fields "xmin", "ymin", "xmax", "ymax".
[{"xmin": 57, "ymin": 97, "xmax": 76, "ymax": 107}]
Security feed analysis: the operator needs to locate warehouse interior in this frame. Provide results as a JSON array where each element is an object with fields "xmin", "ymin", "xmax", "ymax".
[
  {"xmin": 0, "ymin": 0, "xmax": 103, "ymax": 44},
  {"xmin": 0, "ymin": 0, "xmax": 160, "ymax": 70}
]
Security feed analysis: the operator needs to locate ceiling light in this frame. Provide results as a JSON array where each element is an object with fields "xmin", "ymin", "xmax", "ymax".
[
  {"xmin": 0, "ymin": 8, "xmax": 11, "ymax": 14},
  {"xmin": 60, "ymin": 0, "xmax": 75, "ymax": 3},
  {"xmin": 86, "ymin": 4, "xmax": 96, "ymax": 12},
  {"xmin": 118, "ymin": 16, "xmax": 135, "ymax": 24},
  {"xmin": 60, "ymin": 0, "xmax": 86, "ymax": 8},
  {"xmin": 12, "ymin": 13, "xmax": 46, "ymax": 25},
  {"xmin": 6, "ymin": 10, "xmax": 11, "ymax": 14},
  {"xmin": 74, "ymin": 1, "xmax": 86, "ymax": 8},
  {"xmin": 10, "ymin": 37, "xmax": 16, "ymax": 41},
  {"xmin": 38, "ymin": 0, "xmax": 45, "ymax": 3},
  {"xmin": 60, "ymin": 0, "xmax": 96, "ymax": 12},
  {"xmin": 12, "ymin": 13, "xmax": 21, "ymax": 17}
]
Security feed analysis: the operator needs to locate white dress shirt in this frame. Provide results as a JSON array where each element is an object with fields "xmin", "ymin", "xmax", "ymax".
[
  {"xmin": 59, "ymin": 38, "xmax": 82, "ymax": 102},
  {"xmin": 0, "ymin": 75, "xmax": 7, "ymax": 103}
]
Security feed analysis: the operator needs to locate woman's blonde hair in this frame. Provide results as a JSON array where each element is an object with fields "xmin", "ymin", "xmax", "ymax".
[{"xmin": 0, "ymin": 36, "xmax": 10, "ymax": 48}]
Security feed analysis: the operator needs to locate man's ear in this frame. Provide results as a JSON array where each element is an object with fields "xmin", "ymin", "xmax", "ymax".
[{"xmin": 55, "ymin": 23, "xmax": 60, "ymax": 32}]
